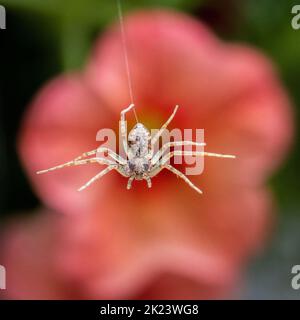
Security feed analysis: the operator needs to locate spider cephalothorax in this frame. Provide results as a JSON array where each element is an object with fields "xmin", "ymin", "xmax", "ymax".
[{"xmin": 37, "ymin": 104, "xmax": 235, "ymax": 194}]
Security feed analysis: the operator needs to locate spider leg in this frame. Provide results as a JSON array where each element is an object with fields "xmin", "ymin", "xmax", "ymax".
[
  {"xmin": 74, "ymin": 149, "xmax": 98, "ymax": 161},
  {"xmin": 145, "ymin": 176, "xmax": 152, "ymax": 188},
  {"xmin": 160, "ymin": 150, "xmax": 236, "ymax": 166},
  {"xmin": 74, "ymin": 147, "xmax": 126, "ymax": 164},
  {"xmin": 151, "ymin": 141, "xmax": 206, "ymax": 165},
  {"xmin": 150, "ymin": 105, "xmax": 179, "ymax": 157},
  {"xmin": 164, "ymin": 164, "xmax": 203, "ymax": 194},
  {"xmin": 127, "ymin": 176, "xmax": 135, "ymax": 190},
  {"xmin": 96, "ymin": 147, "xmax": 127, "ymax": 165},
  {"xmin": 78, "ymin": 165, "xmax": 116, "ymax": 191},
  {"xmin": 36, "ymin": 157, "xmax": 114, "ymax": 174},
  {"xmin": 75, "ymin": 147, "xmax": 126, "ymax": 164},
  {"xmin": 120, "ymin": 104, "xmax": 135, "ymax": 156}
]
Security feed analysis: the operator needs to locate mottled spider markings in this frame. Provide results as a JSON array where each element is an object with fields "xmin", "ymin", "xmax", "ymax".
[{"xmin": 37, "ymin": 104, "xmax": 235, "ymax": 194}]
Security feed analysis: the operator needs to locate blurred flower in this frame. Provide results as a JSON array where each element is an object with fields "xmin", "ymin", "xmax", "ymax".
[
  {"xmin": 0, "ymin": 210, "xmax": 75, "ymax": 300},
  {"xmin": 3, "ymin": 10, "xmax": 293, "ymax": 299}
]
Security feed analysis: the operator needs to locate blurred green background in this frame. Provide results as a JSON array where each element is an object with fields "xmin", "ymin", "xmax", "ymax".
[{"xmin": 0, "ymin": 0, "xmax": 299, "ymax": 298}]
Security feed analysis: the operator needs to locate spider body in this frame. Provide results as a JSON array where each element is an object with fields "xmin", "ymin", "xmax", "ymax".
[
  {"xmin": 126, "ymin": 123, "xmax": 151, "ymax": 179},
  {"xmin": 37, "ymin": 104, "xmax": 235, "ymax": 194}
]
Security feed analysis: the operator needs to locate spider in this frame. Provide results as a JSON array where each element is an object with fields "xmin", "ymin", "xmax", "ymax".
[{"xmin": 37, "ymin": 104, "xmax": 235, "ymax": 194}]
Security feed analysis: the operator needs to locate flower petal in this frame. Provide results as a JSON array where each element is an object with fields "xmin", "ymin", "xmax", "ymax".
[
  {"xmin": 19, "ymin": 74, "xmax": 117, "ymax": 215},
  {"xmin": 0, "ymin": 210, "xmax": 75, "ymax": 299}
]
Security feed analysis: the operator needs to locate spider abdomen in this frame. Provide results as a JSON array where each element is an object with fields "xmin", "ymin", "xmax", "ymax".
[{"xmin": 127, "ymin": 123, "xmax": 151, "ymax": 159}]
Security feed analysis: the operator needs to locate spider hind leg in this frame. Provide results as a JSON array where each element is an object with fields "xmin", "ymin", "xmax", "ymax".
[
  {"xmin": 78, "ymin": 165, "xmax": 116, "ymax": 191},
  {"xmin": 165, "ymin": 164, "xmax": 203, "ymax": 195}
]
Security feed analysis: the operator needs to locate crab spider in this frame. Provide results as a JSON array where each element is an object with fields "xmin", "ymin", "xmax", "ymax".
[{"xmin": 37, "ymin": 104, "xmax": 235, "ymax": 194}]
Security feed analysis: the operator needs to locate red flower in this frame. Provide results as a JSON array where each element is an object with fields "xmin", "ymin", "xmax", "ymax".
[{"xmin": 3, "ymin": 10, "xmax": 293, "ymax": 299}]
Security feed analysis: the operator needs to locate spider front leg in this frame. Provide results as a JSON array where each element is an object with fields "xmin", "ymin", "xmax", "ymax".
[
  {"xmin": 36, "ymin": 157, "xmax": 114, "ymax": 174},
  {"xmin": 120, "ymin": 104, "xmax": 135, "ymax": 156},
  {"xmin": 151, "ymin": 141, "xmax": 206, "ymax": 165},
  {"xmin": 150, "ymin": 105, "xmax": 179, "ymax": 157}
]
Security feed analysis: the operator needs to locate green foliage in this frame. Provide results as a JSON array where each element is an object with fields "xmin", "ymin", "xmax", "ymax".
[
  {"xmin": 231, "ymin": 0, "xmax": 300, "ymax": 208},
  {"xmin": 1, "ymin": 0, "xmax": 200, "ymax": 69}
]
